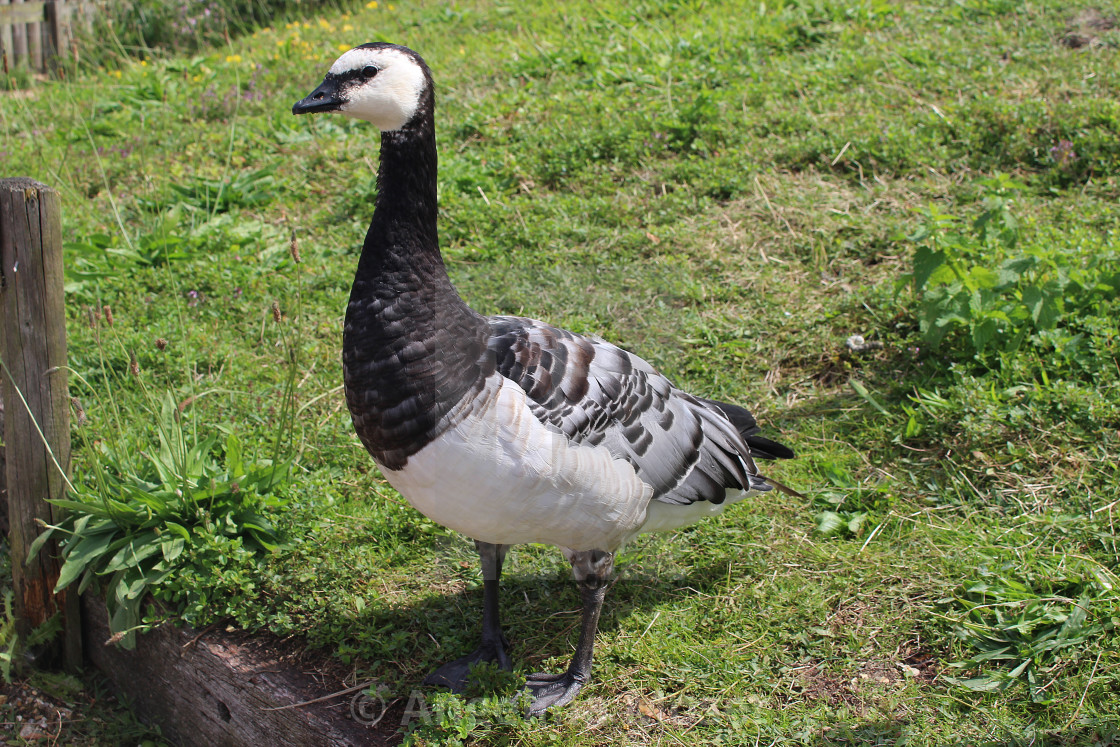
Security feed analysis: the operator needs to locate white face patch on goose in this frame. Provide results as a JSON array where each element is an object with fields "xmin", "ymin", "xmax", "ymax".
[{"xmin": 329, "ymin": 47, "xmax": 426, "ymax": 131}]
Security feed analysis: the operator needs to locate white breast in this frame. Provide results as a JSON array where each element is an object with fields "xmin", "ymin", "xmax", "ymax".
[{"xmin": 379, "ymin": 375, "xmax": 654, "ymax": 551}]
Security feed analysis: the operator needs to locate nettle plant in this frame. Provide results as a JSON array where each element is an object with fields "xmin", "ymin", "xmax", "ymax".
[{"xmin": 904, "ymin": 174, "xmax": 1120, "ymax": 359}]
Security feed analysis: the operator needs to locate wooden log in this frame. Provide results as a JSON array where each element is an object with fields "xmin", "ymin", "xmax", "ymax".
[
  {"xmin": 82, "ymin": 596, "xmax": 401, "ymax": 746},
  {"xmin": 0, "ymin": 177, "xmax": 80, "ymax": 670}
]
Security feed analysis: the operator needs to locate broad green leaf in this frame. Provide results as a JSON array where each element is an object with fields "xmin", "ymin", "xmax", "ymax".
[
  {"xmin": 1036, "ymin": 295, "xmax": 1061, "ymax": 330},
  {"xmin": 1022, "ymin": 286, "xmax": 1045, "ymax": 322},
  {"xmin": 46, "ymin": 498, "xmax": 117, "ymax": 518},
  {"xmin": 998, "ymin": 256, "xmax": 1030, "ymax": 282},
  {"xmin": 102, "ymin": 532, "xmax": 162, "ymax": 574},
  {"xmin": 161, "ymin": 537, "xmax": 186, "ymax": 563},
  {"xmin": 108, "ymin": 598, "xmax": 141, "ymax": 650},
  {"xmin": 815, "ymin": 511, "xmax": 846, "ymax": 536},
  {"xmin": 947, "ymin": 676, "xmax": 1005, "ymax": 692},
  {"xmin": 226, "ymin": 433, "xmax": 244, "ymax": 477},
  {"xmin": 25, "ymin": 526, "xmax": 61, "ymax": 566},
  {"xmin": 968, "ymin": 266, "xmax": 1000, "ymax": 289},
  {"xmin": 55, "ymin": 531, "xmax": 118, "ymax": 591},
  {"xmin": 926, "ymin": 263, "xmax": 958, "ymax": 287},
  {"xmin": 971, "ymin": 317, "xmax": 999, "ymax": 351},
  {"xmin": 904, "ymin": 413, "xmax": 923, "ymax": 438},
  {"xmin": 912, "ymin": 246, "xmax": 947, "ymax": 290},
  {"xmin": 163, "ymin": 522, "xmax": 192, "ymax": 541}
]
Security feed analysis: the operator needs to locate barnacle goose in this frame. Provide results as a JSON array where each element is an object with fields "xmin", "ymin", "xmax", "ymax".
[{"xmin": 293, "ymin": 43, "xmax": 798, "ymax": 715}]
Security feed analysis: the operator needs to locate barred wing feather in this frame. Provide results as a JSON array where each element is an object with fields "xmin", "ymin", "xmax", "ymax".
[{"xmin": 487, "ymin": 316, "xmax": 770, "ymax": 507}]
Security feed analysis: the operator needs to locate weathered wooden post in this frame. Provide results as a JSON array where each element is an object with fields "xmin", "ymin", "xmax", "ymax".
[
  {"xmin": 44, "ymin": 0, "xmax": 66, "ymax": 71},
  {"xmin": 1, "ymin": 393, "xmax": 7, "ymax": 534},
  {"xmin": 0, "ymin": 177, "xmax": 81, "ymax": 670}
]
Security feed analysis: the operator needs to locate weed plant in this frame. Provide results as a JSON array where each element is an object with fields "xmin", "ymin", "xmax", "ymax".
[{"xmin": 905, "ymin": 173, "xmax": 1120, "ymax": 358}]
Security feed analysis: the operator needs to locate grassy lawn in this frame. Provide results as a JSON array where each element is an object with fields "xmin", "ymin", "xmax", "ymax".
[{"xmin": 2, "ymin": 0, "xmax": 1119, "ymax": 743}]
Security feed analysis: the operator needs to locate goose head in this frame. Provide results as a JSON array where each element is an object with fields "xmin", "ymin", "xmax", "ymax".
[{"xmin": 292, "ymin": 43, "xmax": 430, "ymax": 131}]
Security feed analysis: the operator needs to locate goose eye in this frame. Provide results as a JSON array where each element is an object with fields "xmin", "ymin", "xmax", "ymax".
[{"xmin": 361, "ymin": 66, "xmax": 378, "ymax": 79}]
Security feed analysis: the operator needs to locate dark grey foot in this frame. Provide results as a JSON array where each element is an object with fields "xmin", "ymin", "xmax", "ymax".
[
  {"xmin": 423, "ymin": 638, "xmax": 511, "ymax": 693},
  {"xmin": 524, "ymin": 671, "xmax": 586, "ymax": 716}
]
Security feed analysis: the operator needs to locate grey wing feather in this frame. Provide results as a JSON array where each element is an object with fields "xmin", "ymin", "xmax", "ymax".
[{"xmin": 487, "ymin": 316, "xmax": 767, "ymax": 506}]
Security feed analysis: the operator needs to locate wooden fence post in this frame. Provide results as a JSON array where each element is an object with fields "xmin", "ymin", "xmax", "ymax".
[
  {"xmin": 43, "ymin": 0, "xmax": 63, "ymax": 70},
  {"xmin": 0, "ymin": 177, "xmax": 81, "ymax": 670},
  {"xmin": 1, "ymin": 393, "xmax": 7, "ymax": 535},
  {"xmin": 9, "ymin": 0, "xmax": 27, "ymax": 66},
  {"xmin": 1, "ymin": 0, "xmax": 87, "ymax": 74}
]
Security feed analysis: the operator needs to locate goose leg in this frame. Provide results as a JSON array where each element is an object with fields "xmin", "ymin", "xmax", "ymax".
[
  {"xmin": 525, "ymin": 549, "xmax": 614, "ymax": 716},
  {"xmin": 424, "ymin": 541, "xmax": 512, "ymax": 692}
]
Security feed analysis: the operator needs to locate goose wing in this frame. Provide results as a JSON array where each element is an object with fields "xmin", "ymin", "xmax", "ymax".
[{"xmin": 487, "ymin": 316, "xmax": 772, "ymax": 506}]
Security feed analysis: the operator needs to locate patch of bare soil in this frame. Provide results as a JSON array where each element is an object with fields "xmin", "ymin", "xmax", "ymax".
[
  {"xmin": 0, "ymin": 675, "xmax": 134, "ymax": 745},
  {"xmin": 790, "ymin": 663, "xmax": 862, "ymax": 707},
  {"xmin": 620, "ymin": 692, "xmax": 705, "ymax": 729},
  {"xmin": 1060, "ymin": 8, "xmax": 1118, "ymax": 49},
  {"xmin": 784, "ymin": 647, "xmax": 941, "ymax": 713},
  {"xmin": 1, "ymin": 680, "xmax": 73, "ymax": 744},
  {"xmin": 899, "ymin": 648, "xmax": 939, "ymax": 685}
]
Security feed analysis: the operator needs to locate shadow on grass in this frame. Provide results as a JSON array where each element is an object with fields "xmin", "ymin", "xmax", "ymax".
[{"xmin": 323, "ymin": 536, "xmax": 781, "ymax": 688}]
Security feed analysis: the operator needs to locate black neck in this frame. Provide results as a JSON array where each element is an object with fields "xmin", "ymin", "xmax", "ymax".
[
  {"xmin": 342, "ymin": 87, "xmax": 492, "ymax": 470},
  {"xmin": 357, "ymin": 102, "xmax": 442, "ymax": 284}
]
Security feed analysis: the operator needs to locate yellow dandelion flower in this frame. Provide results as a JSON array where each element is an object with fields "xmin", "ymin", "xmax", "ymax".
[
  {"xmin": 388, "ymin": 3, "xmax": 395, "ymax": 9},
  {"xmin": 338, "ymin": 43, "xmax": 350, "ymax": 52},
  {"xmin": 366, "ymin": 0, "xmax": 378, "ymax": 8},
  {"xmin": 225, "ymin": 54, "xmax": 242, "ymax": 63},
  {"xmin": 140, "ymin": 60, "xmax": 148, "ymax": 66},
  {"xmin": 318, "ymin": 18, "xmax": 331, "ymax": 28},
  {"xmin": 343, "ymin": 23, "xmax": 354, "ymax": 31},
  {"xmin": 276, "ymin": 39, "xmax": 285, "ymax": 46}
]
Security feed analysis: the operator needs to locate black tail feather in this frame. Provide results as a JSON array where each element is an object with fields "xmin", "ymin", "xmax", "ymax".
[
  {"xmin": 744, "ymin": 433, "xmax": 796, "ymax": 461},
  {"xmin": 700, "ymin": 397, "xmax": 796, "ymax": 460}
]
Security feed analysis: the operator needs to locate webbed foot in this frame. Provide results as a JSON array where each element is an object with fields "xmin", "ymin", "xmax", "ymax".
[
  {"xmin": 423, "ymin": 636, "xmax": 511, "ymax": 693},
  {"xmin": 524, "ymin": 670, "xmax": 586, "ymax": 716}
]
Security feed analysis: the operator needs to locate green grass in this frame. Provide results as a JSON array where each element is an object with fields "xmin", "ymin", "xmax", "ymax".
[{"xmin": 2, "ymin": 0, "xmax": 1119, "ymax": 743}]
